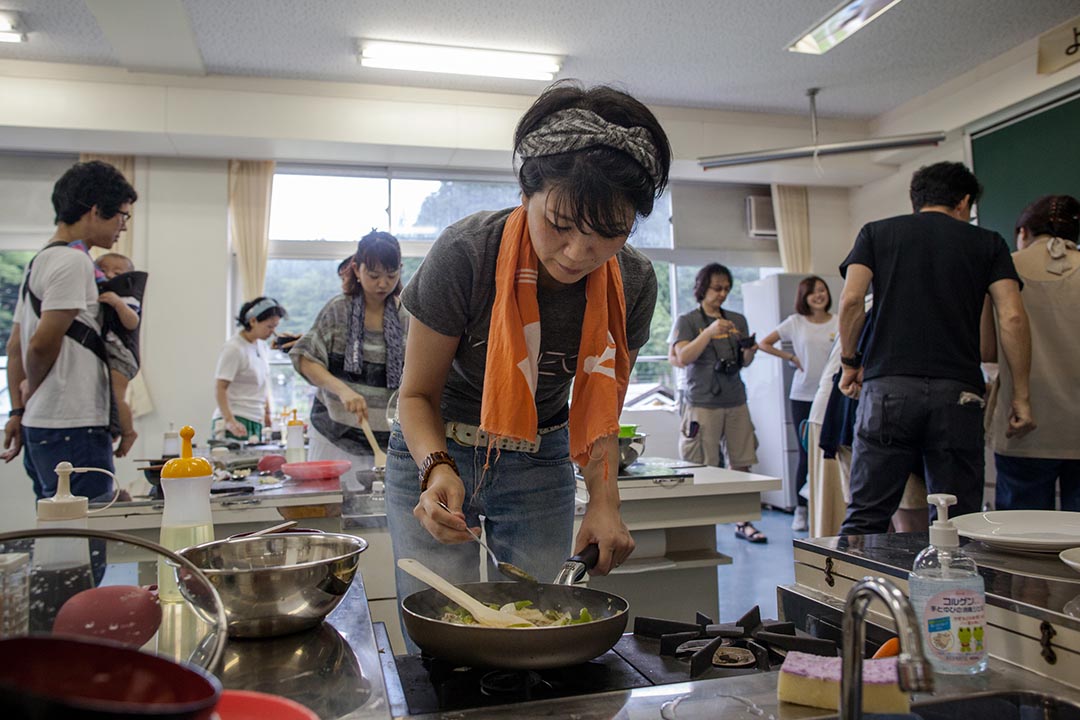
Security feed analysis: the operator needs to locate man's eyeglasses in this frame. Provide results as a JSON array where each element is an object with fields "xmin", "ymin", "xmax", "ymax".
[{"xmin": 115, "ymin": 210, "xmax": 131, "ymax": 226}]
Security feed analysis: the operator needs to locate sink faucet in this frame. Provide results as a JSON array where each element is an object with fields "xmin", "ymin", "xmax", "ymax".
[{"xmin": 840, "ymin": 576, "xmax": 934, "ymax": 720}]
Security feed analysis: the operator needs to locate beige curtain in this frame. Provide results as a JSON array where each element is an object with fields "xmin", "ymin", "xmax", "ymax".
[
  {"xmin": 79, "ymin": 153, "xmax": 135, "ymax": 258},
  {"xmin": 229, "ymin": 160, "xmax": 276, "ymax": 299},
  {"xmin": 78, "ymin": 153, "xmax": 153, "ymax": 418},
  {"xmin": 770, "ymin": 184, "xmax": 812, "ymax": 273}
]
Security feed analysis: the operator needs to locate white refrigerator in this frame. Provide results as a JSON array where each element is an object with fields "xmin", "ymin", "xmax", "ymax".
[{"xmin": 741, "ymin": 273, "xmax": 842, "ymax": 510}]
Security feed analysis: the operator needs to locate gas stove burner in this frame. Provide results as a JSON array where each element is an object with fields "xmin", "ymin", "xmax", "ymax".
[
  {"xmin": 712, "ymin": 646, "xmax": 756, "ymax": 668},
  {"xmin": 479, "ymin": 669, "xmax": 547, "ymax": 698}
]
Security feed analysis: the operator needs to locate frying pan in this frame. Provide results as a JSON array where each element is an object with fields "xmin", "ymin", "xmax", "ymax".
[{"xmin": 400, "ymin": 546, "xmax": 630, "ymax": 669}]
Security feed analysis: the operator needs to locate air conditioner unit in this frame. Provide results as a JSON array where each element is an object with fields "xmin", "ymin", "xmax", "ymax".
[{"xmin": 746, "ymin": 196, "xmax": 777, "ymax": 238}]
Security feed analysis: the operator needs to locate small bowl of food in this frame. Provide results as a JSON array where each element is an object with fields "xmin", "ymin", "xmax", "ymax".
[{"xmin": 178, "ymin": 532, "xmax": 367, "ymax": 638}]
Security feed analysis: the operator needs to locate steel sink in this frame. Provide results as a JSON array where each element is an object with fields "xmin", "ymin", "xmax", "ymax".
[{"xmin": 909, "ymin": 691, "xmax": 1080, "ymax": 720}]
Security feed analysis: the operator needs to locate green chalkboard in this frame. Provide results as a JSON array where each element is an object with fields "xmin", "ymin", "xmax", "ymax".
[{"xmin": 971, "ymin": 93, "xmax": 1080, "ymax": 247}]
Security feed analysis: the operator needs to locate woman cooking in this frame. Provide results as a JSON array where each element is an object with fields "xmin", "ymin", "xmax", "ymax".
[
  {"xmin": 385, "ymin": 81, "xmax": 671, "ymax": 619},
  {"xmin": 213, "ymin": 297, "xmax": 287, "ymax": 440},
  {"xmin": 289, "ymin": 230, "xmax": 408, "ymax": 464}
]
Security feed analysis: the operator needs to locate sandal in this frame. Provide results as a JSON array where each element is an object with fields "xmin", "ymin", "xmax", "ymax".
[{"xmin": 735, "ymin": 522, "xmax": 768, "ymax": 543}]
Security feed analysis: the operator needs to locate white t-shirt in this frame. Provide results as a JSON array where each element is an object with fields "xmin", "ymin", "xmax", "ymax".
[
  {"xmin": 13, "ymin": 245, "xmax": 110, "ymax": 428},
  {"xmin": 213, "ymin": 333, "xmax": 269, "ymax": 423},
  {"xmin": 774, "ymin": 313, "xmax": 839, "ymax": 402}
]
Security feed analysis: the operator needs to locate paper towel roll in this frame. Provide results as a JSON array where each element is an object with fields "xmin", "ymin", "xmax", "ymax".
[{"xmin": 629, "ymin": 529, "xmax": 667, "ymax": 560}]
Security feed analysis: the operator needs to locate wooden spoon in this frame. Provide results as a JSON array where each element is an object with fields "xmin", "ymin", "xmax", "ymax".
[
  {"xmin": 360, "ymin": 416, "xmax": 388, "ymax": 468},
  {"xmin": 397, "ymin": 558, "xmax": 534, "ymax": 628}
]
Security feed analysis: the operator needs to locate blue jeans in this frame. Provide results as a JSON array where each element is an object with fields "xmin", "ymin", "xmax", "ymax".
[
  {"xmin": 841, "ymin": 377, "xmax": 985, "ymax": 536},
  {"xmin": 995, "ymin": 455, "xmax": 1080, "ymax": 511},
  {"xmin": 385, "ymin": 423, "xmax": 576, "ymax": 650},
  {"xmin": 22, "ymin": 426, "xmax": 115, "ymax": 501}
]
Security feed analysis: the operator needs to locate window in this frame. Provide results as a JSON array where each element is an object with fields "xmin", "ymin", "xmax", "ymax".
[
  {"xmin": 260, "ymin": 169, "xmax": 776, "ymax": 416},
  {"xmin": 0, "ymin": 250, "xmax": 33, "ymax": 415},
  {"xmin": 628, "ymin": 263, "xmax": 782, "ymax": 388},
  {"xmin": 263, "ymin": 170, "xmax": 520, "ymax": 414}
]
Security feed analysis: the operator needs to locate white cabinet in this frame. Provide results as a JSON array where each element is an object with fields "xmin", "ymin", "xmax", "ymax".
[{"xmin": 575, "ymin": 465, "xmax": 780, "ymax": 623}]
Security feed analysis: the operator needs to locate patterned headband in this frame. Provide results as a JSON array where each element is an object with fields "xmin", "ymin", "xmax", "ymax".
[
  {"xmin": 244, "ymin": 297, "xmax": 281, "ymax": 322},
  {"xmin": 517, "ymin": 108, "xmax": 662, "ymax": 189}
]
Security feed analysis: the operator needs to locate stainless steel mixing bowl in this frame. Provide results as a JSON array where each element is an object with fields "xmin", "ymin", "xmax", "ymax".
[{"xmin": 178, "ymin": 532, "xmax": 367, "ymax": 638}]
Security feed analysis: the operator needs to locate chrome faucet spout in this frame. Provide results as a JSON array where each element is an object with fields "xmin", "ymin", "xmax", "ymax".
[{"xmin": 840, "ymin": 576, "xmax": 934, "ymax": 720}]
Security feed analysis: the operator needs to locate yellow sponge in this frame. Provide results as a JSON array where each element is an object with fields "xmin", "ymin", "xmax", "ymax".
[{"xmin": 777, "ymin": 651, "xmax": 911, "ymax": 714}]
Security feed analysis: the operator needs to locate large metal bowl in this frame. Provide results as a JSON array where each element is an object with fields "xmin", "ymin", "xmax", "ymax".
[{"xmin": 178, "ymin": 533, "xmax": 367, "ymax": 639}]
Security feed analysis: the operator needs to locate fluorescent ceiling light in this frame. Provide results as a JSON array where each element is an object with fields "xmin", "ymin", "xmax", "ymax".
[
  {"xmin": 358, "ymin": 39, "xmax": 560, "ymax": 81},
  {"xmin": 0, "ymin": 11, "xmax": 25, "ymax": 42},
  {"xmin": 788, "ymin": 0, "xmax": 904, "ymax": 54}
]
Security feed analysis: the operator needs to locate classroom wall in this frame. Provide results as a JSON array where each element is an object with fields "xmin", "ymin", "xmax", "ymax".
[{"xmin": 0, "ymin": 156, "xmax": 230, "ymax": 532}]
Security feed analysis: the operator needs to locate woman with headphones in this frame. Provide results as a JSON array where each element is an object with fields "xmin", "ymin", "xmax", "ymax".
[{"xmin": 213, "ymin": 296, "xmax": 287, "ymax": 441}]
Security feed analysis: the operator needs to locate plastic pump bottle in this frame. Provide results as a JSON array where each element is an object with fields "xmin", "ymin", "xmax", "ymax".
[
  {"xmin": 908, "ymin": 493, "xmax": 987, "ymax": 674},
  {"xmin": 285, "ymin": 409, "xmax": 306, "ymax": 465},
  {"xmin": 158, "ymin": 425, "xmax": 215, "ymax": 602},
  {"xmin": 31, "ymin": 462, "xmax": 115, "ymax": 631}
]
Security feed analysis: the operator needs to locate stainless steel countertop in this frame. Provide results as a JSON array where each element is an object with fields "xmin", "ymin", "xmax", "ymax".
[
  {"xmin": 221, "ymin": 572, "xmax": 391, "ymax": 720},
  {"xmin": 396, "ymin": 656, "xmax": 1080, "ymax": 720}
]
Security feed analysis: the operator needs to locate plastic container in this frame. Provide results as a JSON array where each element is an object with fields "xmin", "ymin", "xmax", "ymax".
[
  {"xmin": 908, "ymin": 493, "xmax": 988, "ymax": 674},
  {"xmin": 158, "ymin": 426, "xmax": 215, "ymax": 602},
  {"xmin": 285, "ymin": 409, "xmax": 306, "ymax": 465}
]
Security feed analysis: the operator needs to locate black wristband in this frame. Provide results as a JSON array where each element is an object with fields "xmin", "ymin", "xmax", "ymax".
[
  {"xmin": 8, "ymin": 408, "xmax": 24, "ymax": 417},
  {"xmin": 840, "ymin": 352, "xmax": 863, "ymax": 368}
]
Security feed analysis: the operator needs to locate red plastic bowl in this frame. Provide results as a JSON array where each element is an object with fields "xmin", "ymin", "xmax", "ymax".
[
  {"xmin": 0, "ymin": 635, "xmax": 221, "ymax": 719},
  {"xmin": 281, "ymin": 460, "xmax": 352, "ymax": 481},
  {"xmin": 214, "ymin": 690, "xmax": 319, "ymax": 720}
]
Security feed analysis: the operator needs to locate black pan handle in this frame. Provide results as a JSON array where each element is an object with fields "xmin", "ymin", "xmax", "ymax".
[{"xmin": 570, "ymin": 543, "xmax": 600, "ymax": 570}]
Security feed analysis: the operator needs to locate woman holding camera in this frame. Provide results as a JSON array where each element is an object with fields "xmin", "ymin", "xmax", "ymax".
[
  {"xmin": 213, "ymin": 296, "xmax": 288, "ymax": 440},
  {"xmin": 290, "ymin": 231, "xmax": 408, "ymax": 465},
  {"xmin": 672, "ymin": 263, "xmax": 764, "ymax": 542}
]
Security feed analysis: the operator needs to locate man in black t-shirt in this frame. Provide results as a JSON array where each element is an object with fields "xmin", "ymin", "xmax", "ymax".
[{"xmin": 836, "ymin": 162, "xmax": 1035, "ymax": 535}]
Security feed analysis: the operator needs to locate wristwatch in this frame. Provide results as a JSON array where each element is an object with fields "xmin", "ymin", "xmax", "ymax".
[
  {"xmin": 840, "ymin": 351, "xmax": 863, "ymax": 368},
  {"xmin": 418, "ymin": 451, "xmax": 459, "ymax": 491},
  {"xmin": 8, "ymin": 408, "xmax": 24, "ymax": 418}
]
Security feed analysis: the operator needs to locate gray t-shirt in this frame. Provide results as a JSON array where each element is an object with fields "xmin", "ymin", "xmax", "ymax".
[
  {"xmin": 402, "ymin": 208, "xmax": 658, "ymax": 426},
  {"xmin": 674, "ymin": 307, "xmax": 750, "ymax": 408}
]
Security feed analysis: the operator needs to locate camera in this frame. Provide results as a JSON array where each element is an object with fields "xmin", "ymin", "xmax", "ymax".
[
  {"xmin": 272, "ymin": 333, "xmax": 300, "ymax": 350},
  {"xmin": 714, "ymin": 358, "xmax": 742, "ymax": 376}
]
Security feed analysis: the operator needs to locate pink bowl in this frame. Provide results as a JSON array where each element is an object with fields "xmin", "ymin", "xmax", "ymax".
[
  {"xmin": 281, "ymin": 460, "xmax": 352, "ymax": 481},
  {"xmin": 214, "ymin": 690, "xmax": 319, "ymax": 720}
]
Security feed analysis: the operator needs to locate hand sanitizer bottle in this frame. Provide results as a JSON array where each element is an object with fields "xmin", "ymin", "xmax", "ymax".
[{"xmin": 908, "ymin": 493, "xmax": 987, "ymax": 674}]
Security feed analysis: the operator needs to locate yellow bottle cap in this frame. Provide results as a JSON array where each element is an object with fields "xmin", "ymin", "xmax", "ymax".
[
  {"xmin": 161, "ymin": 426, "xmax": 213, "ymax": 478},
  {"xmin": 288, "ymin": 408, "xmax": 304, "ymax": 427}
]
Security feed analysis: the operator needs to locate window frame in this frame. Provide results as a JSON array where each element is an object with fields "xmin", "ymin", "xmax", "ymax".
[{"xmin": 258, "ymin": 165, "xmax": 781, "ymax": 403}]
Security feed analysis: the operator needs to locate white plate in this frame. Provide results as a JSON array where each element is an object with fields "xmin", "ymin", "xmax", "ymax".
[
  {"xmin": 952, "ymin": 510, "xmax": 1080, "ymax": 553},
  {"xmin": 1062, "ymin": 548, "xmax": 1080, "ymax": 575}
]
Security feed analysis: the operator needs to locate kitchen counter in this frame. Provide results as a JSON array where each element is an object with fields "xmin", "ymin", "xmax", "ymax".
[
  {"xmin": 785, "ymin": 532, "xmax": 1080, "ymax": 690},
  {"xmin": 221, "ymin": 572, "xmax": 391, "ymax": 720},
  {"xmin": 381, "ymin": 645, "xmax": 1080, "ymax": 719},
  {"xmin": 576, "ymin": 459, "xmax": 781, "ymax": 624}
]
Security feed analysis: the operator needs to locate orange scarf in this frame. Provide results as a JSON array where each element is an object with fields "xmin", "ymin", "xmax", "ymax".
[{"xmin": 480, "ymin": 207, "xmax": 630, "ymax": 466}]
